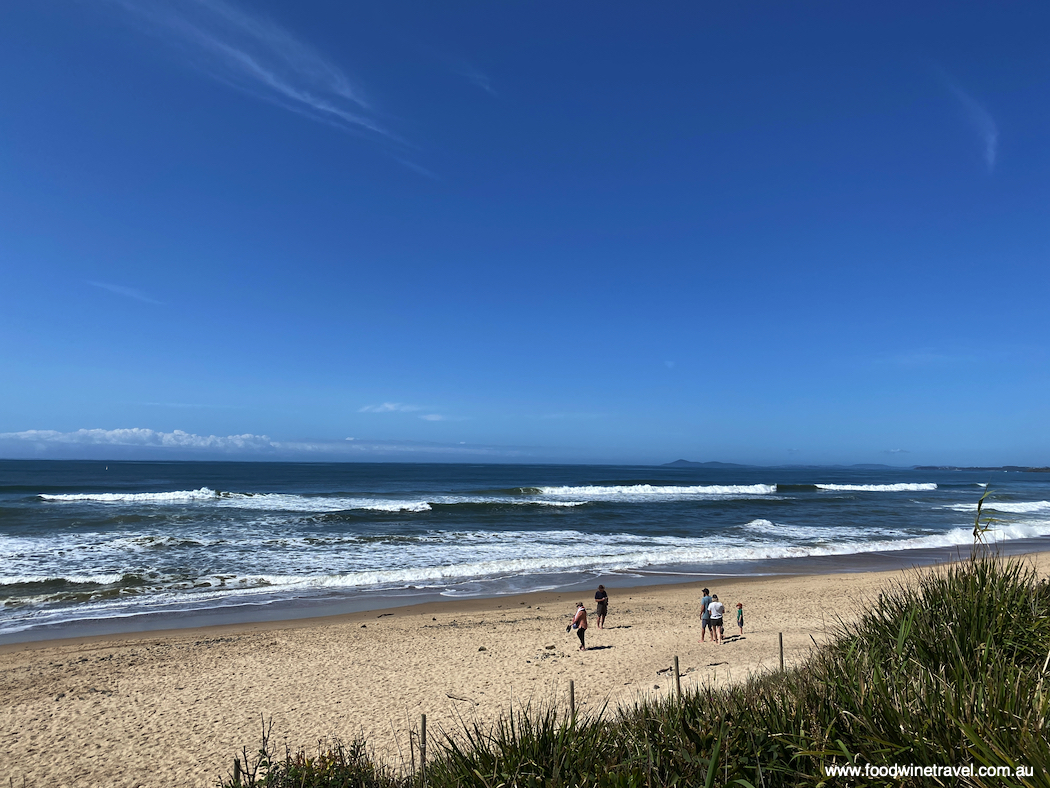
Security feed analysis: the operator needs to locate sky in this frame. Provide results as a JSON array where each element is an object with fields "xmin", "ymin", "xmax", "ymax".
[{"xmin": 1, "ymin": 1, "xmax": 1048, "ymax": 466}]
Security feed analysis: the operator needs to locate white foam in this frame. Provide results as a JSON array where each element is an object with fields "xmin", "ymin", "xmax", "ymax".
[
  {"xmin": 743, "ymin": 519, "xmax": 777, "ymax": 531},
  {"xmin": 223, "ymin": 519, "xmax": 1050, "ymax": 591},
  {"xmin": 414, "ymin": 495, "xmax": 587, "ymax": 509},
  {"xmin": 742, "ymin": 519, "xmax": 911, "ymax": 541},
  {"xmin": 7, "ymin": 512, "xmax": 1050, "ymax": 638},
  {"xmin": 523, "ymin": 500, "xmax": 589, "ymax": 507},
  {"xmin": 944, "ymin": 501, "xmax": 1050, "ymax": 514},
  {"xmin": 815, "ymin": 483, "xmax": 937, "ymax": 492},
  {"xmin": 538, "ymin": 484, "xmax": 776, "ymax": 498}
]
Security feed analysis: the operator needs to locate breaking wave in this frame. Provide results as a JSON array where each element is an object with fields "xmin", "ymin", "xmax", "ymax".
[
  {"xmin": 40, "ymin": 488, "xmax": 221, "ymax": 503},
  {"xmin": 0, "ymin": 573, "xmax": 125, "ymax": 586},
  {"xmin": 815, "ymin": 483, "xmax": 937, "ymax": 492},
  {"xmin": 537, "ymin": 484, "xmax": 776, "ymax": 498},
  {"xmin": 37, "ymin": 489, "xmax": 588, "ymax": 513}
]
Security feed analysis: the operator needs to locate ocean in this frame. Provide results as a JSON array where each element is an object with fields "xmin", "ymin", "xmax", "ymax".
[{"xmin": 3, "ymin": 460, "xmax": 1049, "ymax": 643}]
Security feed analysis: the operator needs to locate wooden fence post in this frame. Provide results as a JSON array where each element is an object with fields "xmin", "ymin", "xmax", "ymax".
[
  {"xmin": 674, "ymin": 655, "xmax": 682, "ymax": 697},
  {"xmin": 409, "ymin": 727, "xmax": 416, "ymax": 776},
  {"xmin": 779, "ymin": 632, "xmax": 784, "ymax": 670},
  {"xmin": 420, "ymin": 714, "xmax": 427, "ymax": 783}
]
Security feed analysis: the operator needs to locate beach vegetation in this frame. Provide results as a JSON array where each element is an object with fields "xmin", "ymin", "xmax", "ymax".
[{"xmin": 222, "ymin": 553, "xmax": 1050, "ymax": 787}]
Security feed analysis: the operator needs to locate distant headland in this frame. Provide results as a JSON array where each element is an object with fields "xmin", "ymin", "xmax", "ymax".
[
  {"xmin": 662, "ymin": 459, "xmax": 900, "ymax": 470},
  {"xmin": 663, "ymin": 460, "xmax": 1050, "ymax": 472},
  {"xmin": 913, "ymin": 465, "xmax": 1050, "ymax": 473}
]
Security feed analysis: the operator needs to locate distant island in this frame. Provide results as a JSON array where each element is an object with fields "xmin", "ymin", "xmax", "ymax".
[{"xmin": 662, "ymin": 460, "xmax": 750, "ymax": 468}]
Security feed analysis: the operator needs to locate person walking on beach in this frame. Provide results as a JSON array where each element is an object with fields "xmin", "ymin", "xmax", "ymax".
[
  {"xmin": 567, "ymin": 602, "xmax": 589, "ymax": 650},
  {"xmin": 700, "ymin": 588, "xmax": 713, "ymax": 642},
  {"xmin": 736, "ymin": 602, "xmax": 744, "ymax": 636},
  {"xmin": 594, "ymin": 584, "xmax": 609, "ymax": 629},
  {"xmin": 707, "ymin": 594, "xmax": 725, "ymax": 644}
]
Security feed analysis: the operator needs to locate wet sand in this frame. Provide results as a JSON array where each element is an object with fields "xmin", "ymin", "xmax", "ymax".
[{"xmin": 3, "ymin": 551, "xmax": 1047, "ymax": 788}]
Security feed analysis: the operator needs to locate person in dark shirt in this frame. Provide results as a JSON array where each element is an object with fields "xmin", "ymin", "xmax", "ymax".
[
  {"xmin": 700, "ymin": 588, "xmax": 713, "ymax": 642},
  {"xmin": 594, "ymin": 584, "xmax": 609, "ymax": 629}
]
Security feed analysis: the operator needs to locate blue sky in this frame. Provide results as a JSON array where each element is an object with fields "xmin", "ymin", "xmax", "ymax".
[{"xmin": 1, "ymin": 1, "xmax": 1047, "ymax": 465}]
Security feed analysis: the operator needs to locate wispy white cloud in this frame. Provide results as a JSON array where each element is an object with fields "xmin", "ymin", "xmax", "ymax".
[
  {"xmin": 873, "ymin": 348, "xmax": 976, "ymax": 367},
  {"xmin": 141, "ymin": 401, "xmax": 231, "ymax": 408},
  {"xmin": 358, "ymin": 403, "xmax": 463, "ymax": 421},
  {"xmin": 392, "ymin": 157, "xmax": 441, "ymax": 180},
  {"xmin": 884, "ymin": 448, "xmax": 911, "ymax": 454},
  {"xmin": 88, "ymin": 280, "xmax": 162, "ymax": 304},
  {"xmin": 359, "ymin": 402, "xmax": 424, "ymax": 413},
  {"xmin": 454, "ymin": 64, "xmax": 497, "ymax": 96},
  {"xmin": 108, "ymin": 0, "xmax": 391, "ymax": 139},
  {"xmin": 939, "ymin": 69, "xmax": 998, "ymax": 172},
  {"xmin": 535, "ymin": 412, "xmax": 605, "ymax": 420}
]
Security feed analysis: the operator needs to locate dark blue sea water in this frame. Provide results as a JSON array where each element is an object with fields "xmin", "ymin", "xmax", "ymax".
[{"xmin": 2, "ymin": 460, "xmax": 1049, "ymax": 643}]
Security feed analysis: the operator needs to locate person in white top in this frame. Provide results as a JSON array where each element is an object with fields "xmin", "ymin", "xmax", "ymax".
[{"xmin": 707, "ymin": 594, "xmax": 726, "ymax": 645}]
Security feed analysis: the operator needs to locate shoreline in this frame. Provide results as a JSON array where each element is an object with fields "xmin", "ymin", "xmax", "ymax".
[
  {"xmin": 3, "ymin": 549, "xmax": 1048, "ymax": 788},
  {"xmin": 4, "ymin": 535, "xmax": 1048, "ymax": 648},
  {"xmin": 0, "ymin": 560, "xmax": 891, "ymax": 657}
]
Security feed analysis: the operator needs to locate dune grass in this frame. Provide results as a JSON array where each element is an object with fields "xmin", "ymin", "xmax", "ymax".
[{"xmin": 221, "ymin": 553, "xmax": 1050, "ymax": 787}]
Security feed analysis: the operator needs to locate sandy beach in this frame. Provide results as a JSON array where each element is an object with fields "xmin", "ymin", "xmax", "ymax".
[{"xmin": 3, "ymin": 551, "xmax": 1047, "ymax": 788}]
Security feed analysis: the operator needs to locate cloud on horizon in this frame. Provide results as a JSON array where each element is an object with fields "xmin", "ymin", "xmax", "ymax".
[
  {"xmin": 0, "ymin": 427, "xmax": 525, "ymax": 460},
  {"xmin": 2, "ymin": 428, "xmax": 273, "ymax": 452}
]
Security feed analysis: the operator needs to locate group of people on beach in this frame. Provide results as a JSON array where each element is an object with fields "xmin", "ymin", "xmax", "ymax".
[
  {"xmin": 568, "ymin": 583, "xmax": 743, "ymax": 651},
  {"xmin": 699, "ymin": 587, "xmax": 743, "ymax": 645},
  {"xmin": 566, "ymin": 584, "xmax": 609, "ymax": 651}
]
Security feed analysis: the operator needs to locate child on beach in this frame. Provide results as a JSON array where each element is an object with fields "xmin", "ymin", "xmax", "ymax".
[
  {"xmin": 567, "ymin": 602, "xmax": 589, "ymax": 650},
  {"xmin": 736, "ymin": 602, "xmax": 744, "ymax": 635}
]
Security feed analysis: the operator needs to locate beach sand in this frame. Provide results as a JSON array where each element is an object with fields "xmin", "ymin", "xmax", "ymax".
[{"xmin": 3, "ymin": 551, "xmax": 1047, "ymax": 788}]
